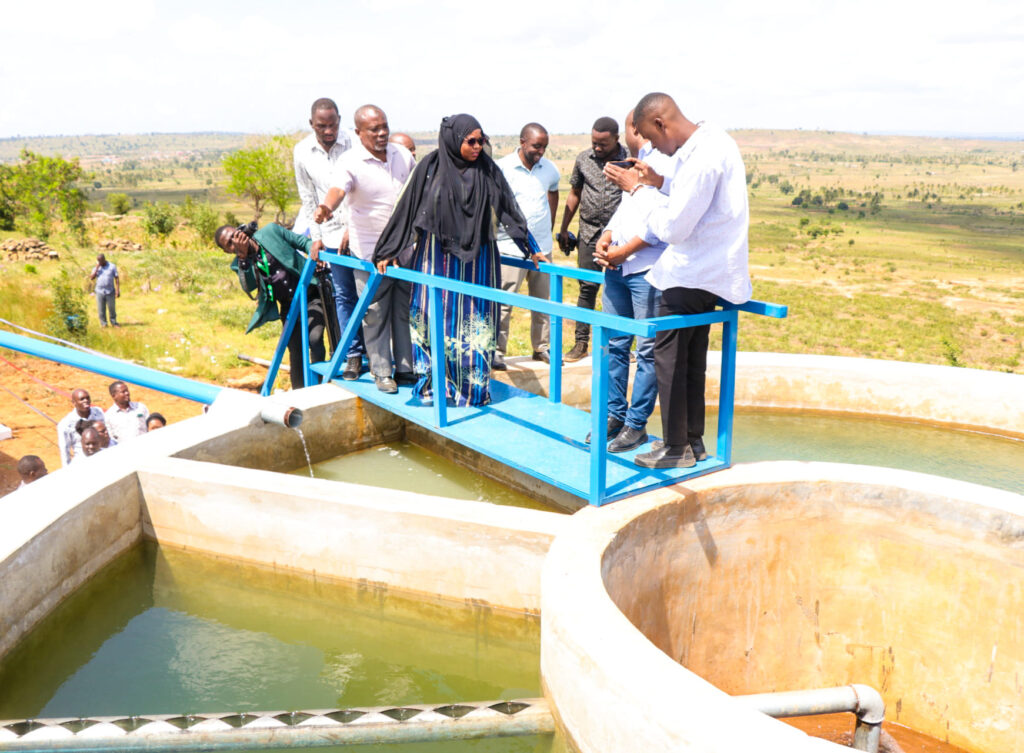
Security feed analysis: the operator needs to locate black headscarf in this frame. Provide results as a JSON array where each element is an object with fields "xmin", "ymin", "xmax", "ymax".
[{"xmin": 374, "ymin": 114, "xmax": 534, "ymax": 265}]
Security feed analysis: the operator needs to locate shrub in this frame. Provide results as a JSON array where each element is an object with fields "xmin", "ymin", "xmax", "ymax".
[
  {"xmin": 45, "ymin": 268, "xmax": 89, "ymax": 341},
  {"xmin": 106, "ymin": 193, "xmax": 131, "ymax": 215},
  {"xmin": 142, "ymin": 201, "xmax": 178, "ymax": 239},
  {"xmin": 181, "ymin": 196, "xmax": 220, "ymax": 242}
]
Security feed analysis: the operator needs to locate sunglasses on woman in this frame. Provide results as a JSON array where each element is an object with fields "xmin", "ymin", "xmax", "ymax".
[{"xmin": 463, "ymin": 137, "xmax": 486, "ymax": 147}]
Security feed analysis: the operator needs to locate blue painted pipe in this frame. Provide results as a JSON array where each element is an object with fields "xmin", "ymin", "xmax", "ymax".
[{"xmin": 0, "ymin": 331, "xmax": 224, "ymax": 404}]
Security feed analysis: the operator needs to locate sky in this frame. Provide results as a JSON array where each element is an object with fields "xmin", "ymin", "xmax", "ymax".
[{"xmin": 1, "ymin": 0, "xmax": 1022, "ymax": 140}]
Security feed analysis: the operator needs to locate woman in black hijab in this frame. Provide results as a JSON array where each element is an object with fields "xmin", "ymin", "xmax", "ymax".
[{"xmin": 374, "ymin": 114, "xmax": 544, "ymax": 406}]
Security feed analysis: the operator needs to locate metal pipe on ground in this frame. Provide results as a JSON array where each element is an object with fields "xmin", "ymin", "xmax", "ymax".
[
  {"xmin": 0, "ymin": 699, "xmax": 552, "ymax": 751},
  {"xmin": 737, "ymin": 684, "xmax": 885, "ymax": 753},
  {"xmin": 237, "ymin": 353, "xmax": 290, "ymax": 373}
]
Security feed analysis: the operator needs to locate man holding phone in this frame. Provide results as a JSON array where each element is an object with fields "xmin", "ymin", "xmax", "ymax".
[
  {"xmin": 557, "ymin": 117, "xmax": 628, "ymax": 362},
  {"xmin": 604, "ymin": 93, "xmax": 752, "ymax": 469}
]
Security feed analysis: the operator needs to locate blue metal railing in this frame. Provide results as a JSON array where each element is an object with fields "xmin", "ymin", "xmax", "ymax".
[
  {"xmin": 0, "ymin": 330, "xmax": 224, "ymax": 404},
  {"xmin": 264, "ymin": 250, "xmax": 786, "ymax": 505}
]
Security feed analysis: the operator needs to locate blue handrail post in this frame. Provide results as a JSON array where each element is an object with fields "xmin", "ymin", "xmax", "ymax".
[
  {"xmin": 298, "ymin": 278, "xmax": 313, "ymax": 388},
  {"xmin": 716, "ymin": 309, "xmax": 739, "ymax": 467},
  {"xmin": 549, "ymin": 271, "xmax": 563, "ymax": 405},
  {"xmin": 261, "ymin": 257, "xmax": 317, "ymax": 396},
  {"xmin": 427, "ymin": 285, "xmax": 448, "ymax": 428},
  {"xmin": 316, "ymin": 252, "xmax": 381, "ymax": 382},
  {"xmin": 589, "ymin": 325, "xmax": 610, "ymax": 506}
]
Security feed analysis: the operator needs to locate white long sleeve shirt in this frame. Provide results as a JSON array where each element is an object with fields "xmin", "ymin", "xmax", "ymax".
[
  {"xmin": 635, "ymin": 123, "xmax": 752, "ymax": 304},
  {"xmin": 293, "ymin": 132, "xmax": 353, "ymax": 248}
]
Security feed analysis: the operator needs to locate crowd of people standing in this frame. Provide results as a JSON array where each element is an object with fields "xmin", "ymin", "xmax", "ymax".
[{"xmin": 219, "ymin": 92, "xmax": 752, "ymax": 470}]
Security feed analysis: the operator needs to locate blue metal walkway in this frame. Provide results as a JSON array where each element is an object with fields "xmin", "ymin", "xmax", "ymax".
[{"xmin": 268, "ymin": 251, "xmax": 786, "ymax": 507}]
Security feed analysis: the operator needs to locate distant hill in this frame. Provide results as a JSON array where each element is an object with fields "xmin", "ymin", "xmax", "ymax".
[{"xmin": 0, "ymin": 132, "xmax": 251, "ymax": 164}]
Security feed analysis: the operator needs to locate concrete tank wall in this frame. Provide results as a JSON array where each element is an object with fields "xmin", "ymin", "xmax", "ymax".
[{"xmin": 542, "ymin": 463, "xmax": 1024, "ymax": 753}]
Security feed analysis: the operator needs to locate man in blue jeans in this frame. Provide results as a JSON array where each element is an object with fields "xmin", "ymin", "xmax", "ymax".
[{"xmin": 591, "ymin": 110, "xmax": 671, "ymax": 452}]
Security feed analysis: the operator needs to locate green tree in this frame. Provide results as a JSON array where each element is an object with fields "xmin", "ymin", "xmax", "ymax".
[
  {"xmin": 106, "ymin": 192, "xmax": 131, "ymax": 215},
  {"xmin": 1, "ymin": 150, "xmax": 87, "ymax": 240},
  {"xmin": 222, "ymin": 135, "xmax": 297, "ymax": 222},
  {"xmin": 142, "ymin": 202, "xmax": 178, "ymax": 239}
]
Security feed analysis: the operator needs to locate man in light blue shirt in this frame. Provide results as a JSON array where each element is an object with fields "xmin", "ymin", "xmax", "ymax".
[
  {"xmin": 591, "ymin": 110, "xmax": 671, "ymax": 452},
  {"xmin": 494, "ymin": 123, "xmax": 558, "ymax": 367},
  {"xmin": 90, "ymin": 254, "xmax": 120, "ymax": 327}
]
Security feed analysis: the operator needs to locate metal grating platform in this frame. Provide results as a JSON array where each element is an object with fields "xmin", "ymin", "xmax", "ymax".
[{"xmin": 314, "ymin": 363, "xmax": 727, "ymax": 506}]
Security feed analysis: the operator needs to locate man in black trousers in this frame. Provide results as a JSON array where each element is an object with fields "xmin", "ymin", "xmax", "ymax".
[
  {"xmin": 557, "ymin": 116, "xmax": 627, "ymax": 362},
  {"xmin": 604, "ymin": 93, "xmax": 752, "ymax": 469}
]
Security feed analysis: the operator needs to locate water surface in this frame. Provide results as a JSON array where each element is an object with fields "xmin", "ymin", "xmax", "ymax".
[{"xmin": 0, "ymin": 543, "xmax": 552, "ymax": 752}]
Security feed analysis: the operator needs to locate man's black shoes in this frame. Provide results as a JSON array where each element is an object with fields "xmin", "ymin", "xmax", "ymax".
[
  {"xmin": 394, "ymin": 372, "xmax": 417, "ymax": 386},
  {"xmin": 532, "ymin": 350, "xmax": 552, "ymax": 364},
  {"xmin": 492, "ymin": 353, "xmax": 508, "ymax": 371},
  {"xmin": 608, "ymin": 425, "xmax": 648, "ymax": 453},
  {"xmin": 564, "ymin": 342, "xmax": 588, "ymax": 362},
  {"xmin": 651, "ymin": 436, "xmax": 708, "ymax": 461},
  {"xmin": 634, "ymin": 443, "xmax": 696, "ymax": 469},
  {"xmin": 586, "ymin": 416, "xmax": 624, "ymax": 444},
  {"xmin": 342, "ymin": 355, "xmax": 362, "ymax": 381},
  {"xmin": 374, "ymin": 375, "xmax": 398, "ymax": 394}
]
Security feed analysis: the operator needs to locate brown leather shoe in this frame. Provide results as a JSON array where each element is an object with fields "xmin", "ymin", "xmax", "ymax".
[{"xmin": 564, "ymin": 342, "xmax": 588, "ymax": 362}]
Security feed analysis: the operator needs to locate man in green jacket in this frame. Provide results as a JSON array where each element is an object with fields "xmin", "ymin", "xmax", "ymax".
[{"xmin": 216, "ymin": 222, "xmax": 327, "ymax": 389}]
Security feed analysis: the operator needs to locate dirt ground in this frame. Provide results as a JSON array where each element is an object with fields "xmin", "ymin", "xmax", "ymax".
[{"xmin": 0, "ymin": 354, "xmax": 265, "ymax": 496}]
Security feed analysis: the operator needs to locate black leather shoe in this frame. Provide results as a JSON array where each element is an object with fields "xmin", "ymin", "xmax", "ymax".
[
  {"xmin": 394, "ymin": 371, "xmax": 417, "ymax": 386},
  {"xmin": 532, "ymin": 350, "xmax": 552, "ymax": 364},
  {"xmin": 608, "ymin": 425, "xmax": 648, "ymax": 453},
  {"xmin": 342, "ymin": 355, "xmax": 362, "ymax": 380},
  {"xmin": 651, "ymin": 437, "xmax": 708, "ymax": 461},
  {"xmin": 564, "ymin": 342, "xmax": 588, "ymax": 362},
  {"xmin": 635, "ymin": 444, "xmax": 696, "ymax": 469},
  {"xmin": 586, "ymin": 416, "xmax": 624, "ymax": 444},
  {"xmin": 374, "ymin": 375, "xmax": 398, "ymax": 394},
  {"xmin": 492, "ymin": 353, "xmax": 508, "ymax": 371}
]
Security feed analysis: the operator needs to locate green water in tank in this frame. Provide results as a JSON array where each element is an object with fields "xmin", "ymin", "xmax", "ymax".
[{"xmin": 0, "ymin": 542, "xmax": 555, "ymax": 752}]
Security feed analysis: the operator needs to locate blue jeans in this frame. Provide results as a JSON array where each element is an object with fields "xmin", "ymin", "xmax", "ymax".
[
  {"xmin": 328, "ymin": 250, "xmax": 365, "ymax": 357},
  {"xmin": 602, "ymin": 268, "xmax": 659, "ymax": 430}
]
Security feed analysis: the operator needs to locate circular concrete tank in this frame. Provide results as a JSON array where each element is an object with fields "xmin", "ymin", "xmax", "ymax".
[{"xmin": 541, "ymin": 462, "xmax": 1024, "ymax": 753}]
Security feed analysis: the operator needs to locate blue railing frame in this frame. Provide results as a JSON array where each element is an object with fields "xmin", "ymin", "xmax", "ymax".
[{"xmin": 263, "ymin": 250, "xmax": 786, "ymax": 506}]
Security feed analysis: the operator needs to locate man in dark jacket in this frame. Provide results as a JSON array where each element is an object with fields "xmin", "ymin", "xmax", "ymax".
[{"xmin": 216, "ymin": 223, "xmax": 327, "ymax": 389}]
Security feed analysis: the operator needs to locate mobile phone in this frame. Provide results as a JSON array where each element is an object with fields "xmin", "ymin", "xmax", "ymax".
[{"xmin": 610, "ymin": 160, "xmax": 634, "ymax": 168}]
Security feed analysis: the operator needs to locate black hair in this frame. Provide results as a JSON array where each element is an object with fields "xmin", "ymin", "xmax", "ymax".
[
  {"xmin": 213, "ymin": 222, "xmax": 256, "ymax": 249},
  {"xmin": 311, "ymin": 97, "xmax": 339, "ymax": 118},
  {"xmin": 17, "ymin": 455, "xmax": 44, "ymax": 475},
  {"xmin": 592, "ymin": 116, "xmax": 619, "ymax": 136},
  {"xmin": 147, "ymin": 412, "xmax": 166, "ymax": 427},
  {"xmin": 75, "ymin": 418, "xmax": 92, "ymax": 435},
  {"xmin": 108, "ymin": 380, "xmax": 126, "ymax": 396},
  {"xmin": 634, "ymin": 92, "xmax": 673, "ymax": 127},
  {"xmin": 520, "ymin": 122, "xmax": 548, "ymax": 140}
]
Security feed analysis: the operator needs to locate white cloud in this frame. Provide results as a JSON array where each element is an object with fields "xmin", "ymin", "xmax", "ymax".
[{"xmin": 0, "ymin": 0, "xmax": 1021, "ymax": 138}]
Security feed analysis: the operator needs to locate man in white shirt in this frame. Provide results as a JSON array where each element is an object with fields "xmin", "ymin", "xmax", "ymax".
[
  {"xmin": 57, "ymin": 388, "xmax": 105, "ymax": 466},
  {"xmin": 494, "ymin": 123, "xmax": 558, "ymax": 368},
  {"xmin": 294, "ymin": 97, "xmax": 365, "ymax": 380},
  {"xmin": 104, "ymin": 380, "xmax": 148, "ymax": 443},
  {"xmin": 314, "ymin": 105, "xmax": 415, "ymax": 394},
  {"xmin": 606, "ymin": 92, "xmax": 752, "ymax": 469}
]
